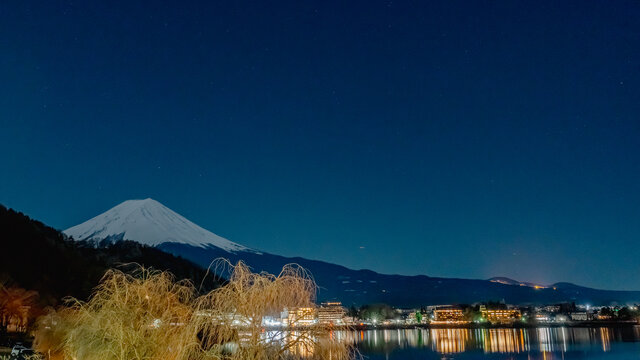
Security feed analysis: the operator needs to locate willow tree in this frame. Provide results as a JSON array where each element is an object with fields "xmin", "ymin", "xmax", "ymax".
[
  {"xmin": 33, "ymin": 261, "xmax": 354, "ymax": 360},
  {"xmin": 34, "ymin": 268, "xmax": 196, "ymax": 360}
]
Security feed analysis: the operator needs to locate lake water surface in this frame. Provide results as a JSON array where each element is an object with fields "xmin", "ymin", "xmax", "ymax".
[{"xmin": 342, "ymin": 327, "xmax": 640, "ymax": 359}]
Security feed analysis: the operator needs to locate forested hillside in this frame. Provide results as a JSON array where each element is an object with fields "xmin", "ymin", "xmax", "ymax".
[{"xmin": 0, "ymin": 204, "xmax": 221, "ymax": 306}]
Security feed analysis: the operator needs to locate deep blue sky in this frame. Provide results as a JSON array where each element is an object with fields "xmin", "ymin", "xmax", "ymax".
[{"xmin": 2, "ymin": 1, "xmax": 640, "ymax": 290}]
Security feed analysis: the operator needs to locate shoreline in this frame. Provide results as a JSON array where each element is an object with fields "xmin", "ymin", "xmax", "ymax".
[{"xmin": 332, "ymin": 321, "xmax": 640, "ymax": 331}]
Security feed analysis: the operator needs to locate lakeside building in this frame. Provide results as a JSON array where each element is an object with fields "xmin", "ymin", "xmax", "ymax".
[
  {"xmin": 534, "ymin": 313, "xmax": 551, "ymax": 322},
  {"xmin": 536, "ymin": 305, "xmax": 561, "ymax": 313},
  {"xmin": 262, "ymin": 316, "xmax": 284, "ymax": 327},
  {"xmin": 286, "ymin": 307, "xmax": 317, "ymax": 327},
  {"xmin": 425, "ymin": 305, "xmax": 448, "ymax": 312},
  {"xmin": 569, "ymin": 312, "xmax": 592, "ymax": 321},
  {"xmin": 317, "ymin": 301, "xmax": 346, "ymax": 325},
  {"xmin": 395, "ymin": 308, "xmax": 415, "ymax": 323},
  {"xmin": 432, "ymin": 307, "xmax": 469, "ymax": 324},
  {"xmin": 481, "ymin": 308, "xmax": 522, "ymax": 324},
  {"xmin": 343, "ymin": 316, "xmax": 357, "ymax": 325}
]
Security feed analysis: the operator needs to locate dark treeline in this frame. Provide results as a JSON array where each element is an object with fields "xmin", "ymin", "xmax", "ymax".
[{"xmin": 0, "ymin": 204, "xmax": 222, "ymax": 307}]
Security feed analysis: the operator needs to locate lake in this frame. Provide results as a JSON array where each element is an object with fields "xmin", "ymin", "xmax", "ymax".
[{"xmin": 341, "ymin": 327, "xmax": 640, "ymax": 359}]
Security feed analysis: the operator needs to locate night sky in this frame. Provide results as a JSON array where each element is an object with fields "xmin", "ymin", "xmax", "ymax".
[{"xmin": 2, "ymin": 1, "xmax": 640, "ymax": 290}]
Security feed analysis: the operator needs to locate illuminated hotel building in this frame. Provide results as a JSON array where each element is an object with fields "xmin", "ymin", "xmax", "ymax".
[
  {"xmin": 317, "ymin": 302, "xmax": 345, "ymax": 325},
  {"xmin": 481, "ymin": 309, "xmax": 521, "ymax": 324},
  {"xmin": 287, "ymin": 307, "xmax": 317, "ymax": 326},
  {"xmin": 432, "ymin": 308, "xmax": 468, "ymax": 324},
  {"xmin": 569, "ymin": 312, "xmax": 590, "ymax": 321}
]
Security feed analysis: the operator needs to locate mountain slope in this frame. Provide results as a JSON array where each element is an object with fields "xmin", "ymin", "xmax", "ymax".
[
  {"xmin": 0, "ymin": 204, "xmax": 221, "ymax": 305},
  {"xmin": 65, "ymin": 199, "xmax": 640, "ymax": 307}
]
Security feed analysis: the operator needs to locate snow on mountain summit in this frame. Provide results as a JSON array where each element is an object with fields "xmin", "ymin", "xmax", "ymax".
[{"xmin": 64, "ymin": 198, "xmax": 252, "ymax": 252}]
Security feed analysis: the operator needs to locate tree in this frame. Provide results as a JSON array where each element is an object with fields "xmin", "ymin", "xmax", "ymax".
[
  {"xmin": 358, "ymin": 304, "xmax": 396, "ymax": 323},
  {"xmin": 0, "ymin": 285, "xmax": 39, "ymax": 333},
  {"xmin": 347, "ymin": 306, "xmax": 358, "ymax": 318},
  {"xmin": 616, "ymin": 306, "xmax": 639, "ymax": 320},
  {"xmin": 463, "ymin": 306, "xmax": 482, "ymax": 322},
  {"xmin": 33, "ymin": 261, "xmax": 354, "ymax": 360},
  {"xmin": 600, "ymin": 307, "xmax": 613, "ymax": 316}
]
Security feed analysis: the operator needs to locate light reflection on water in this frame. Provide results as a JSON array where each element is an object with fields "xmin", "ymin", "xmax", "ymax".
[{"xmin": 339, "ymin": 326, "xmax": 640, "ymax": 359}]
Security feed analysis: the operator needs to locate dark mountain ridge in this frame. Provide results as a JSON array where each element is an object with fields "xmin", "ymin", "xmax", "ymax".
[{"xmin": 159, "ymin": 242, "xmax": 640, "ymax": 307}]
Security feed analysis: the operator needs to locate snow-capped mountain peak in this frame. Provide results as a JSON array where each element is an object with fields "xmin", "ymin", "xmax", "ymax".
[{"xmin": 64, "ymin": 198, "xmax": 251, "ymax": 252}]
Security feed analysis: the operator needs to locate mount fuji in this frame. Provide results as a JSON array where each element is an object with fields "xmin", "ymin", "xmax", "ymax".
[
  {"xmin": 65, "ymin": 198, "xmax": 251, "ymax": 252},
  {"xmin": 65, "ymin": 199, "xmax": 640, "ymax": 306}
]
